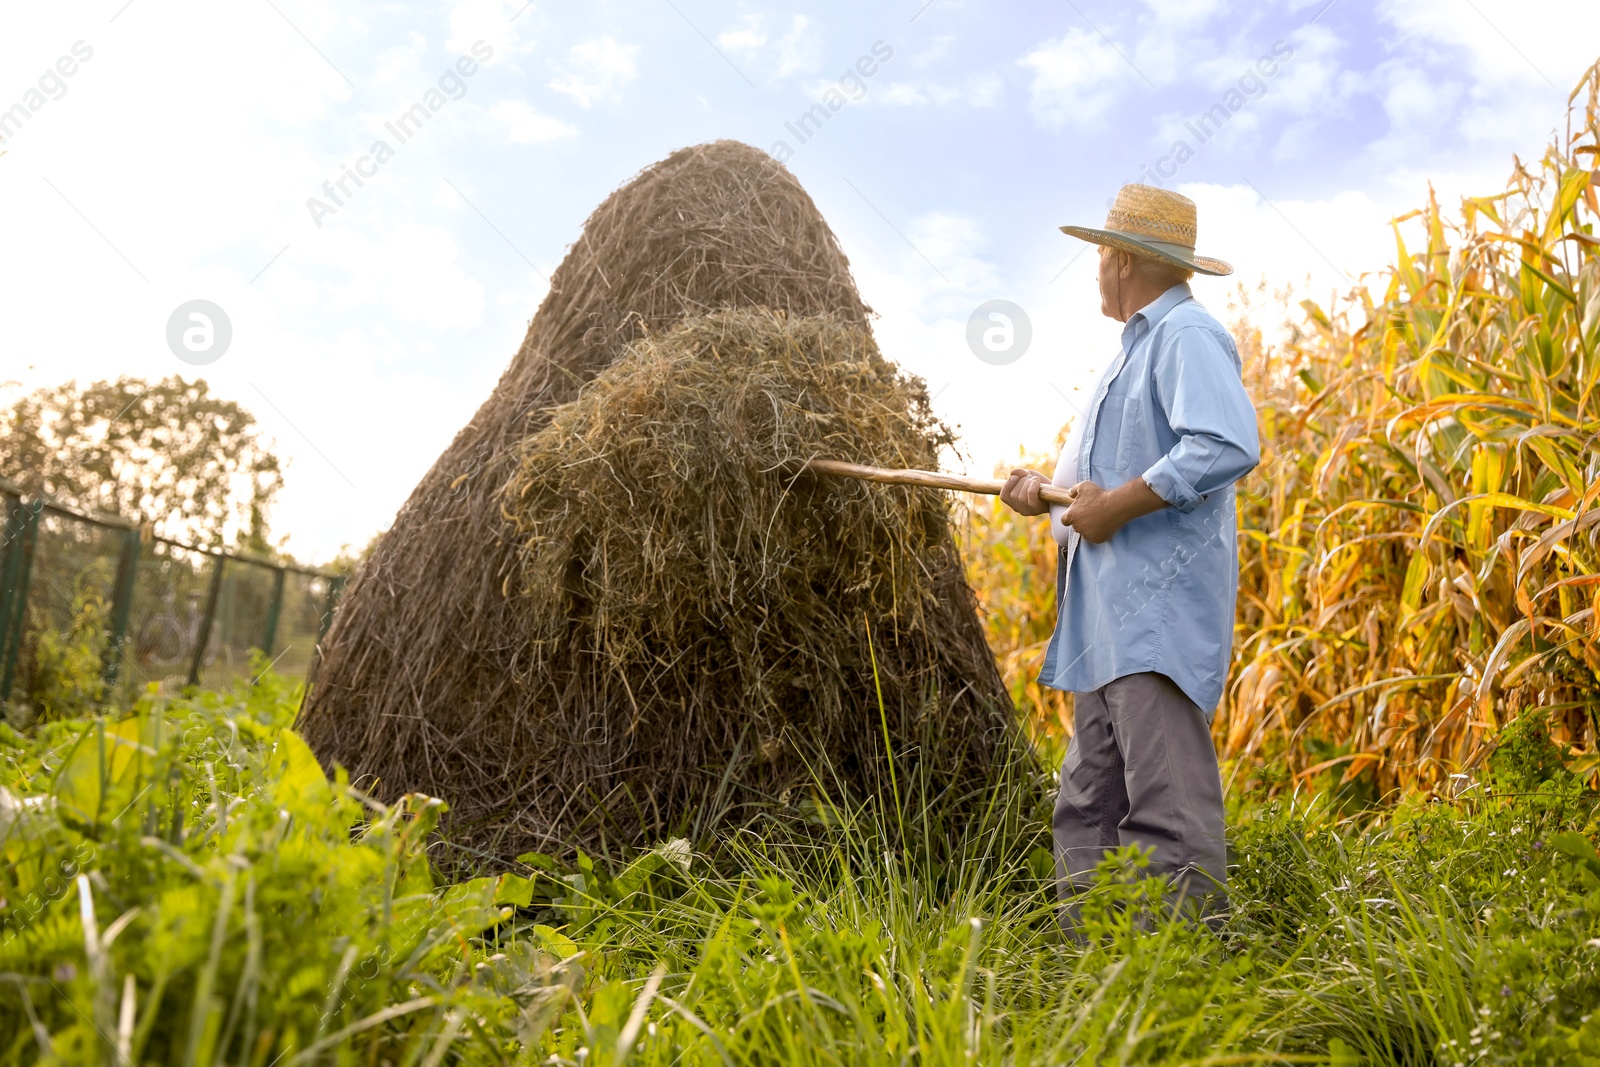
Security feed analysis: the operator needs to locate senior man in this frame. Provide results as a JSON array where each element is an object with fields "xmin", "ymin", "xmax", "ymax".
[{"xmin": 1000, "ymin": 184, "xmax": 1260, "ymax": 928}]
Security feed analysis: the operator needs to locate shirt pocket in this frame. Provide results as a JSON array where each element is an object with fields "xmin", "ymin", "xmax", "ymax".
[{"xmin": 1091, "ymin": 396, "xmax": 1142, "ymax": 473}]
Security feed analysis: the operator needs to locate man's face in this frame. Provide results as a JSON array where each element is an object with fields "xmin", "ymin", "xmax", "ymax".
[{"xmin": 1096, "ymin": 244, "xmax": 1121, "ymax": 321}]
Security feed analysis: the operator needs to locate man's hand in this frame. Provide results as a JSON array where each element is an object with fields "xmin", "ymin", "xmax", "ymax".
[
  {"xmin": 999, "ymin": 468, "xmax": 1053, "ymax": 516},
  {"xmin": 1061, "ymin": 477, "xmax": 1167, "ymax": 543}
]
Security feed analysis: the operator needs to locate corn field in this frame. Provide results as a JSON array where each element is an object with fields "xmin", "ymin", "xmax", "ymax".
[{"xmin": 966, "ymin": 62, "xmax": 1600, "ymax": 800}]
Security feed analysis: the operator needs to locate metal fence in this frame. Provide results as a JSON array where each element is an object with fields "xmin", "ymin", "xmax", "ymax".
[{"xmin": 0, "ymin": 482, "xmax": 345, "ymax": 724}]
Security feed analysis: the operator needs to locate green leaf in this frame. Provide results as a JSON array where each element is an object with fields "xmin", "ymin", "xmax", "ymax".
[
  {"xmin": 1328, "ymin": 1036, "xmax": 1360, "ymax": 1066},
  {"xmin": 587, "ymin": 978, "xmax": 633, "ymax": 1032},
  {"xmin": 1027, "ymin": 847, "xmax": 1055, "ymax": 882},
  {"xmin": 269, "ymin": 729, "xmax": 334, "ymax": 827},
  {"xmin": 1551, "ymin": 831, "xmax": 1600, "ymax": 888},
  {"xmin": 53, "ymin": 716, "xmax": 156, "ymax": 833},
  {"xmin": 435, "ymin": 877, "xmax": 508, "ymax": 940},
  {"xmin": 533, "ymin": 924, "xmax": 579, "ymax": 960},
  {"xmin": 1565, "ymin": 751, "xmax": 1600, "ymax": 775},
  {"xmin": 494, "ymin": 873, "xmax": 536, "ymax": 908},
  {"xmin": 614, "ymin": 855, "xmax": 660, "ymax": 894},
  {"xmin": 1550, "ymin": 831, "xmax": 1600, "ymax": 862},
  {"xmin": 1400, "ymin": 551, "xmax": 1431, "ymax": 614}
]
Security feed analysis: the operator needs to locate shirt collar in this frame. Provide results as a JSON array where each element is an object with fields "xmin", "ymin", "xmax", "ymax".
[{"xmin": 1120, "ymin": 282, "xmax": 1193, "ymax": 349}]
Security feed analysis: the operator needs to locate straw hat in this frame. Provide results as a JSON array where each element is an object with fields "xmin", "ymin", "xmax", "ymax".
[{"xmin": 1060, "ymin": 184, "xmax": 1232, "ymax": 277}]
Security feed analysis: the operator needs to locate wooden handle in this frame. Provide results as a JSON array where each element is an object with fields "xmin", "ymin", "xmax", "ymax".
[{"xmin": 801, "ymin": 458, "xmax": 1077, "ymax": 507}]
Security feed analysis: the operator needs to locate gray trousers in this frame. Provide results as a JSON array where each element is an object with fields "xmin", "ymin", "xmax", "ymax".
[{"xmin": 1053, "ymin": 671, "xmax": 1228, "ymax": 921}]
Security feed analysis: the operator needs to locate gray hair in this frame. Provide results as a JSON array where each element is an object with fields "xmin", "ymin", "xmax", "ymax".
[{"xmin": 1120, "ymin": 249, "xmax": 1193, "ymax": 289}]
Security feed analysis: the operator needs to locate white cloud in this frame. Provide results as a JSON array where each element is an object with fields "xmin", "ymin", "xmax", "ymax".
[
  {"xmin": 1018, "ymin": 29, "xmax": 1133, "ymax": 127},
  {"xmin": 304, "ymin": 224, "xmax": 487, "ymax": 330},
  {"xmin": 1110, "ymin": 13, "xmax": 1348, "ymax": 135},
  {"xmin": 715, "ymin": 14, "xmax": 767, "ymax": 60},
  {"xmin": 968, "ymin": 74, "xmax": 1003, "ymax": 108},
  {"xmin": 712, "ymin": 13, "xmax": 818, "ymax": 79},
  {"xmin": 371, "ymin": 33, "xmax": 430, "ymax": 86},
  {"xmin": 1126, "ymin": 0, "xmax": 1230, "ymax": 79},
  {"xmin": 776, "ymin": 16, "xmax": 819, "ymax": 77},
  {"xmin": 1379, "ymin": 64, "xmax": 1462, "ymax": 132},
  {"xmin": 713, "ymin": 14, "xmax": 820, "ymax": 82},
  {"xmin": 549, "ymin": 36, "xmax": 639, "ymax": 107},
  {"xmin": 1139, "ymin": 0, "xmax": 1229, "ymax": 20},
  {"xmin": 908, "ymin": 213, "xmax": 1001, "ymax": 300},
  {"xmin": 1329, "ymin": 0, "xmax": 1600, "ymax": 182},
  {"xmin": 877, "ymin": 74, "xmax": 1002, "ymax": 109},
  {"xmin": 1127, "ymin": 30, "xmax": 1358, "ymax": 174},
  {"xmin": 445, "ymin": 0, "xmax": 538, "ymax": 58},
  {"xmin": 1244, "ymin": 28, "xmax": 1356, "ymax": 118},
  {"xmin": 908, "ymin": 35, "xmax": 955, "ymax": 70},
  {"xmin": 488, "ymin": 98, "xmax": 576, "ymax": 143},
  {"xmin": 1183, "ymin": 182, "xmax": 1387, "ymax": 312},
  {"xmin": 1380, "ymin": 0, "xmax": 1599, "ymax": 93}
]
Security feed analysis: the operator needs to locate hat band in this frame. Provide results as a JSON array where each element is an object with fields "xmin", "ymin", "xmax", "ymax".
[{"xmin": 1106, "ymin": 232, "xmax": 1199, "ymax": 257}]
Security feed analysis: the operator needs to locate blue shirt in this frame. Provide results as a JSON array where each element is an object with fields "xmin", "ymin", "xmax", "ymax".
[{"xmin": 1039, "ymin": 283, "xmax": 1260, "ymax": 720}]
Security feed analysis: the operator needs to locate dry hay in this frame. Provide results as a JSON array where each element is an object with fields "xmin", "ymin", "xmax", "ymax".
[
  {"xmin": 297, "ymin": 140, "xmax": 1017, "ymax": 857},
  {"xmin": 503, "ymin": 309, "xmax": 1015, "ymax": 846}
]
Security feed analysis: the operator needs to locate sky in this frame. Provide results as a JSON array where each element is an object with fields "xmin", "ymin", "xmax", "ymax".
[{"xmin": 3, "ymin": 0, "xmax": 1597, "ymax": 561}]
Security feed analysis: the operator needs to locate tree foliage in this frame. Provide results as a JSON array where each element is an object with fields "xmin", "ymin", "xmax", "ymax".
[{"xmin": 0, "ymin": 375, "xmax": 282, "ymax": 549}]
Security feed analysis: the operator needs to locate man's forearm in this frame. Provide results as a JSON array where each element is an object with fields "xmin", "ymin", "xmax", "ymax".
[{"xmin": 1106, "ymin": 475, "xmax": 1168, "ymax": 526}]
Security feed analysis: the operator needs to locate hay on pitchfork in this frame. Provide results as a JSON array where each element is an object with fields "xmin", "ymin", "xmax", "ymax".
[{"xmin": 296, "ymin": 141, "xmax": 1019, "ymax": 858}]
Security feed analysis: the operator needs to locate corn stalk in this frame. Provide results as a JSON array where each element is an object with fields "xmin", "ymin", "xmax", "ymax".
[{"xmin": 1226, "ymin": 62, "xmax": 1600, "ymax": 794}]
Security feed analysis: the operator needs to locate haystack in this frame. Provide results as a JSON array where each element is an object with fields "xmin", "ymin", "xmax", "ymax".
[{"xmin": 298, "ymin": 141, "xmax": 1017, "ymax": 857}]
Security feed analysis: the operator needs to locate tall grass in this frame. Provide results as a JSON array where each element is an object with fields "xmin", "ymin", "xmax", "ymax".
[{"xmin": 4, "ymin": 678, "xmax": 1597, "ymax": 1064}]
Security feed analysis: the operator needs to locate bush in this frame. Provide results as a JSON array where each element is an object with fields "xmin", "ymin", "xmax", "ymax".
[{"xmin": 12, "ymin": 582, "xmax": 108, "ymax": 729}]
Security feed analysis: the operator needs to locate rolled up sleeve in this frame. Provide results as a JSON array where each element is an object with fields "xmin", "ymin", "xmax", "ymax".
[{"xmin": 1141, "ymin": 325, "xmax": 1260, "ymax": 512}]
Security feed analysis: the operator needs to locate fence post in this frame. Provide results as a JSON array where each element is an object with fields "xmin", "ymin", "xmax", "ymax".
[
  {"xmin": 187, "ymin": 554, "xmax": 226, "ymax": 689},
  {"xmin": 0, "ymin": 493, "xmax": 23, "ymax": 670},
  {"xmin": 261, "ymin": 566, "xmax": 286, "ymax": 661},
  {"xmin": 100, "ymin": 526, "xmax": 141, "ymax": 691},
  {"xmin": 0, "ymin": 500, "xmax": 43, "ymax": 706}
]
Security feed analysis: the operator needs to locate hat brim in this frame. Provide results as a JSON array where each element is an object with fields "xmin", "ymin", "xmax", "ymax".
[{"xmin": 1059, "ymin": 225, "xmax": 1232, "ymax": 277}]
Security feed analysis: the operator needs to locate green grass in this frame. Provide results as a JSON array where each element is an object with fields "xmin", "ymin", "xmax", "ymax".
[{"xmin": 1, "ymin": 676, "xmax": 1598, "ymax": 1065}]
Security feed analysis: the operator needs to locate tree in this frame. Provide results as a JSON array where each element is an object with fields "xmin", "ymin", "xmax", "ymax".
[{"xmin": 0, "ymin": 376, "xmax": 283, "ymax": 549}]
